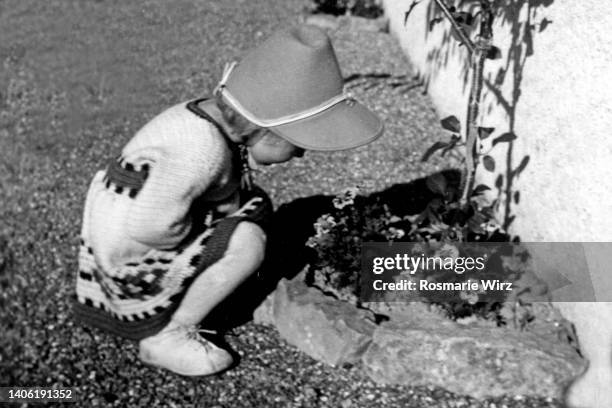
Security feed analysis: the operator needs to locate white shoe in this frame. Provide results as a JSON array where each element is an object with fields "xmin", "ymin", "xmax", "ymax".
[{"xmin": 139, "ymin": 322, "xmax": 233, "ymax": 376}]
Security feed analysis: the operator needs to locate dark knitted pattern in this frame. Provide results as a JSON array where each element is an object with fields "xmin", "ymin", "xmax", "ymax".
[
  {"xmin": 73, "ymin": 99, "xmax": 274, "ymax": 340},
  {"xmin": 105, "ymin": 157, "xmax": 150, "ymax": 193},
  {"xmin": 74, "ymin": 216, "xmax": 246, "ymax": 340},
  {"xmin": 73, "ymin": 189, "xmax": 271, "ymax": 341}
]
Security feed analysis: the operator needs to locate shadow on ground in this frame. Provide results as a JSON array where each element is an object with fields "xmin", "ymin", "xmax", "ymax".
[{"xmin": 203, "ymin": 169, "xmax": 461, "ymax": 330}]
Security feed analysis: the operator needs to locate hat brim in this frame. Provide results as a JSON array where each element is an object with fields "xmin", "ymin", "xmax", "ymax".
[{"xmin": 269, "ymin": 100, "xmax": 384, "ymax": 151}]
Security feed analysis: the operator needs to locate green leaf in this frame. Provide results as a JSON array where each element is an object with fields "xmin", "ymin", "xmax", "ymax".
[
  {"xmin": 467, "ymin": 217, "xmax": 485, "ymax": 234},
  {"xmin": 539, "ymin": 18, "xmax": 552, "ymax": 33},
  {"xmin": 472, "ymin": 184, "xmax": 491, "ymax": 196},
  {"xmin": 495, "ymin": 69, "xmax": 506, "ymax": 86},
  {"xmin": 440, "ymin": 145, "xmax": 455, "ymax": 157},
  {"xmin": 428, "ymin": 17, "xmax": 444, "ymax": 31},
  {"xmin": 513, "ymin": 155, "xmax": 530, "ymax": 177},
  {"xmin": 405, "ymin": 0, "xmax": 422, "ymax": 25},
  {"xmin": 426, "ymin": 173, "xmax": 447, "ymax": 195},
  {"xmin": 440, "ymin": 116, "xmax": 461, "ymax": 133},
  {"xmin": 486, "ymin": 46, "xmax": 502, "ymax": 60},
  {"xmin": 421, "ymin": 141, "xmax": 449, "ymax": 162},
  {"xmin": 440, "ymin": 134, "xmax": 460, "ymax": 156},
  {"xmin": 495, "ymin": 174, "xmax": 504, "ymax": 189},
  {"xmin": 492, "ymin": 132, "xmax": 517, "ymax": 146},
  {"xmin": 451, "ymin": 11, "xmax": 474, "ymax": 26},
  {"xmin": 478, "ymin": 127, "xmax": 495, "ymax": 140},
  {"xmin": 482, "ymin": 155, "xmax": 495, "ymax": 172}
]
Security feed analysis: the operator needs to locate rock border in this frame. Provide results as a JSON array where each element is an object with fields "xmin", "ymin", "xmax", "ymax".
[
  {"xmin": 303, "ymin": 14, "xmax": 390, "ymax": 33},
  {"xmin": 254, "ymin": 270, "xmax": 585, "ymax": 399}
]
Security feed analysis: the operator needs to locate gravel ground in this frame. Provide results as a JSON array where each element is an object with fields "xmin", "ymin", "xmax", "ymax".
[{"xmin": 0, "ymin": 0, "xmax": 563, "ymax": 406}]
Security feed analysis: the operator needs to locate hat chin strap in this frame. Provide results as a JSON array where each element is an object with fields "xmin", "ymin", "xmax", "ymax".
[{"xmin": 214, "ymin": 61, "xmax": 352, "ymax": 128}]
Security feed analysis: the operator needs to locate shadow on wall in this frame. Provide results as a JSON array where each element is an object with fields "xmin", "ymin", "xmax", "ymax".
[{"xmin": 417, "ymin": 0, "xmax": 553, "ymax": 230}]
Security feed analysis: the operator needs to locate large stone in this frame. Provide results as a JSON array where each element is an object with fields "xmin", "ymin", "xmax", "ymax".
[
  {"xmin": 362, "ymin": 308, "xmax": 586, "ymax": 399},
  {"xmin": 303, "ymin": 14, "xmax": 342, "ymax": 31},
  {"xmin": 252, "ymin": 292, "xmax": 275, "ymax": 326},
  {"xmin": 272, "ymin": 277, "xmax": 376, "ymax": 367},
  {"xmin": 303, "ymin": 14, "xmax": 389, "ymax": 33},
  {"xmin": 339, "ymin": 15, "xmax": 389, "ymax": 33}
]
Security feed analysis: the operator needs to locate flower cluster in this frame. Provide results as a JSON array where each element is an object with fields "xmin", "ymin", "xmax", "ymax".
[
  {"xmin": 384, "ymin": 226, "xmax": 405, "ymax": 240},
  {"xmin": 305, "ymin": 174, "xmax": 521, "ymax": 321},
  {"xmin": 313, "ymin": 215, "xmax": 337, "ymax": 239},
  {"xmin": 332, "ymin": 186, "xmax": 359, "ymax": 210},
  {"xmin": 305, "ymin": 186, "xmax": 392, "ymax": 301}
]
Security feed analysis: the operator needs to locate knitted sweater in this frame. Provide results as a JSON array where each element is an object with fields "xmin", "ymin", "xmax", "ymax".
[
  {"xmin": 87, "ymin": 102, "xmax": 240, "ymax": 268},
  {"xmin": 74, "ymin": 101, "xmax": 272, "ymax": 339}
]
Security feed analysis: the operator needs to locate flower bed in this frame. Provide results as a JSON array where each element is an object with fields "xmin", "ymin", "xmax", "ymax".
[
  {"xmin": 308, "ymin": 0, "xmax": 384, "ymax": 19},
  {"xmin": 305, "ymin": 173, "xmax": 542, "ymax": 324},
  {"xmin": 255, "ymin": 173, "xmax": 586, "ymax": 399}
]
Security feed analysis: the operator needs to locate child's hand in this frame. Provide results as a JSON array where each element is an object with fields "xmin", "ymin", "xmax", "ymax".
[
  {"xmin": 231, "ymin": 196, "xmax": 263, "ymax": 217},
  {"xmin": 213, "ymin": 191, "xmax": 241, "ymax": 216}
]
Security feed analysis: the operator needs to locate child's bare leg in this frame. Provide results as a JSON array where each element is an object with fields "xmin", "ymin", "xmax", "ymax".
[
  {"xmin": 139, "ymin": 222, "xmax": 266, "ymax": 376},
  {"xmin": 171, "ymin": 221, "xmax": 266, "ymax": 326}
]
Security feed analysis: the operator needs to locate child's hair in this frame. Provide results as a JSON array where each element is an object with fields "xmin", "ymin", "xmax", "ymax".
[{"xmin": 214, "ymin": 94, "xmax": 260, "ymax": 141}]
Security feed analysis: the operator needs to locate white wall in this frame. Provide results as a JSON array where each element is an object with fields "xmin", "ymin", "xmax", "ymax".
[
  {"xmin": 383, "ymin": 0, "xmax": 612, "ymax": 244},
  {"xmin": 382, "ymin": 6, "xmax": 612, "ymax": 404}
]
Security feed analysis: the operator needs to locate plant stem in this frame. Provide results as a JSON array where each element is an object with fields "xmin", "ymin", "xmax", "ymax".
[
  {"xmin": 432, "ymin": 0, "xmax": 475, "ymax": 55},
  {"xmin": 432, "ymin": 0, "xmax": 493, "ymax": 205},
  {"xmin": 461, "ymin": 1, "xmax": 493, "ymax": 204}
]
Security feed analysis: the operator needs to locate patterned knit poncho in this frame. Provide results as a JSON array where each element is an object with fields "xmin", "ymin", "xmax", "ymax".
[{"xmin": 74, "ymin": 100, "xmax": 271, "ymax": 340}]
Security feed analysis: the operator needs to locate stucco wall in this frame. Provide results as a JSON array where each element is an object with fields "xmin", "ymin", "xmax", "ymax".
[{"xmin": 383, "ymin": 0, "xmax": 612, "ymax": 247}]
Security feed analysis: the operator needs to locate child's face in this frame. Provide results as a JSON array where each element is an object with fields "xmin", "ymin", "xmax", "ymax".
[{"xmin": 248, "ymin": 130, "xmax": 305, "ymax": 165}]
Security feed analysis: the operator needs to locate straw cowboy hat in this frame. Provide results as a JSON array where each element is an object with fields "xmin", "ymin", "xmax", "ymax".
[{"xmin": 214, "ymin": 25, "xmax": 384, "ymax": 151}]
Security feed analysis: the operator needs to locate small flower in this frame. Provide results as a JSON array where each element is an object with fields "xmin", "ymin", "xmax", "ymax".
[
  {"xmin": 305, "ymin": 236, "xmax": 318, "ymax": 248},
  {"xmin": 482, "ymin": 220, "xmax": 499, "ymax": 233},
  {"xmin": 460, "ymin": 290, "xmax": 479, "ymax": 305},
  {"xmin": 388, "ymin": 215, "xmax": 402, "ymax": 223},
  {"xmin": 332, "ymin": 186, "xmax": 360, "ymax": 209},
  {"xmin": 385, "ymin": 227, "xmax": 405, "ymax": 240},
  {"xmin": 313, "ymin": 214, "xmax": 337, "ymax": 237}
]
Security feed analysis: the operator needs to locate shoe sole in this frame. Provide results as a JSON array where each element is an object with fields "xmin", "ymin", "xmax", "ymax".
[{"xmin": 138, "ymin": 348, "xmax": 232, "ymax": 377}]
